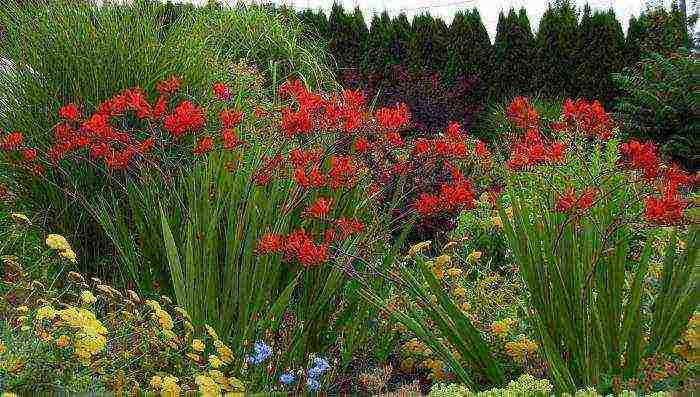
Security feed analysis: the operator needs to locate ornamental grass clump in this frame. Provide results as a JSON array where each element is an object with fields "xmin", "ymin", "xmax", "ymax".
[{"xmin": 497, "ymin": 96, "xmax": 698, "ymax": 394}]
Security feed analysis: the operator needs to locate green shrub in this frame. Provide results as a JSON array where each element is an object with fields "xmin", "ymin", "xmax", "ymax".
[
  {"xmin": 446, "ymin": 9, "xmax": 494, "ymax": 85},
  {"xmin": 493, "ymin": 9, "xmax": 536, "ymax": 99},
  {"xmin": 612, "ymin": 50, "xmax": 699, "ymax": 170},
  {"xmin": 575, "ymin": 6, "xmax": 626, "ymax": 104},
  {"xmin": 408, "ymin": 13, "xmax": 449, "ymax": 75},
  {"xmin": 535, "ymin": 1, "xmax": 579, "ymax": 98},
  {"xmin": 362, "ymin": 12, "xmax": 395, "ymax": 77}
]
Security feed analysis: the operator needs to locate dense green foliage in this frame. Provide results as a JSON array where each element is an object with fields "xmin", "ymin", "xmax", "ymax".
[
  {"xmin": 493, "ymin": 9, "xmax": 536, "ymax": 98},
  {"xmin": 446, "ymin": 10, "xmax": 494, "ymax": 84},
  {"xmin": 535, "ymin": 1, "xmax": 580, "ymax": 97},
  {"xmin": 612, "ymin": 50, "xmax": 700, "ymax": 170}
]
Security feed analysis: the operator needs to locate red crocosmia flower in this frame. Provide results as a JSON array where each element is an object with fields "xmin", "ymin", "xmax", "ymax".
[
  {"xmin": 305, "ymin": 197, "xmax": 332, "ymax": 219},
  {"xmin": 126, "ymin": 88, "xmax": 153, "ymax": 119},
  {"xmin": 415, "ymin": 193, "xmax": 441, "ymax": 217},
  {"xmin": 212, "ymin": 82, "xmax": 231, "ymax": 101},
  {"xmin": 555, "ymin": 187, "xmax": 577, "ymax": 213},
  {"xmin": 645, "ymin": 194, "xmax": 688, "ymax": 225},
  {"xmin": 446, "ymin": 121, "xmax": 463, "ymax": 139},
  {"xmin": 1, "ymin": 131, "xmax": 23, "ymax": 150},
  {"xmin": 413, "ymin": 138, "xmax": 432, "ymax": 157},
  {"xmin": 297, "ymin": 240, "xmax": 328, "ymax": 267},
  {"xmin": 386, "ymin": 131, "xmax": 404, "ymax": 147},
  {"xmin": 341, "ymin": 88, "xmax": 365, "ymax": 110},
  {"xmin": 288, "ymin": 149, "xmax": 319, "ymax": 168},
  {"xmin": 140, "ymin": 137, "xmax": 155, "ymax": 154},
  {"xmin": 663, "ymin": 165, "xmax": 693, "ymax": 195},
  {"xmin": 619, "ymin": 140, "xmax": 660, "ymax": 179},
  {"xmin": 105, "ymin": 147, "xmax": 136, "ymax": 170},
  {"xmin": 393, "ymin": 161, "xmax": 410, "ymax": 175},
  {"xmin": 281, "ymin": 108, "xmax": 312, "ymax": 138},
  {"xmin": 156, "ymin": 75, "xmax": 181, "ymax": 96},
  {"xmin": 354, "ymin": 136, "xmax": 370, "ymax": 153},
  {"xmin": 507, "ymin": 97, "xmax": 540, "ymax": 131},
  {"xmin": 343, "ymin": 109, "xmax": 362, "ymax": 133},
  {"xmin": 163, "ymin": 101, "xmax": 206, "ymax": 138},
  {"xmin": 32, "ymin": 164, "xmax": 46, "ymax": 177},
  {"xmin": 323, "ymin": 228, "xmax": 337, "ymax": 243},
  {"xmin": 278, "ymin": 79, "xmax": 307, "ymax": 100},
  {"xmin": 562, "ymin": 98, "xmax": 613, "ymax": 140},
  {"xmin": 219, "ymin": 109, "xmax": 245, "ymax": 129},
  {"xmin": 327, "ymin": 156, "xmax": 357, "ymax": 189},
  {"xmin": 336, "ymin": 218, "xmax": 365, "ymax": 239},
  {"xmin": 152, "ymin": 96, "xmax": 168, "ymax": 120},
  {"xmin": 55, "ymin": 123, "xmax": 74, "ymax": 141},
  {"xmin": 475, "ymin": 140, "xmax": 490, "ymax": 159},
  {"xmin": 58, "ymin": 103, "xmax": 80, "ymax": 121},
  {"xmin": 547, "ymin": 141, "xmax": 567, "ymax": 163},
  {"xmin": 577, "ymin": 188, "xmax": 597, "ymax": 211},
  {"xmin": 296, "ymin": 166, "xmax": 326, "ymax": 189},
  {"xmin": 440, "ymin": 180, "xmax": 475, "ymax": 212},
  {"xmin": 256, "ymin": 233, "xmax": 283, "ymax": 254},
  {"xmin": 222, "ymin": 129, "xmax": 246, "ymax": 150},
  {"xmin": 376, "ymin": 103, "xmax": 410, "ymax": 131},
  {"xmin": 21, "ymin": 148, "xmax": 37, "ymax": 162},
  {"xmin": 89, "ymin": 141, "xmax": 109, "ymax": 160},
  {"xmin": 193, "ymin": 136, "xmax": 214, "ymax": 156}
]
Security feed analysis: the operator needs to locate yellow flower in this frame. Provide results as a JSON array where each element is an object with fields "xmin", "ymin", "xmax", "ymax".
[
  {"xmin": 2, "ymin": 392, "xmax": 19, "ymax": 397},
  {"xmin": 215, "ymin": 340, "xmax": 234, "ymax": 363},
  {"xmin": 205, "ymin": 324, "xmax": 219, "ymax": 340},
  {"xmin": 400, "ymin": 357, "xmax": 415, "ymax": 373},
  {"xmin": 192, "ymin": 338, "xmax": 206, "ymax": 352},
  {"xmin": 406, "ymin": 241, "xmax": 431, "ymax": 258},
  {"xmin": 16, "ymin": 306, "xmax": 29, "ymax": 315},
  {"xmin": 434, "ymin": 254, "xmax": 451, "ymax": 268},
  {"xmin": 467, "ymin": 250, "xmax": 483, "ymax": 263},
  {"xmin": 447, "ymin": 267, "xmax": 463, "ymax": 278},
  {"xmin": 149, "ymin": 375, "xmax": 163, "ymax": 389},
  {"xmin": 46, "ymin": 234, "xmax": 71, "ymax": 251},
  {"xmin": 56, "ymin": 335, "xmax": 70, "ymax": 348},
  {"xmin": 160, "ymin": 376, "xmax": 181, "ymax": 397},
  {"xmin": 80, "ymin": 290, "xmax": 97, "ymax": 305},
  {"xmin": 187, "ymin": 352, "xmax": 202, "ymax": 362},
  {"xmin": 491, "ymin": 216, "xmax": 503, "ymax": 228},
  {"xmin": 491, "ymin": 320, "xmax": 510, "ymax": 337},
  {"xmin": 442, "ymin": 241, "xmax": 459, "ymax": 253},
  {"xmin": 453, "ymin": 287, "xmax": 467, "ymax": 297},
  {"xmin": 59, "ymin": 249, "xmax": 78, "ymax": 264},
  {"xmin": 10, "ymin": 213, "xmax": 30, "ymax": 225},
  {"xmin": 0, "ymin": 342, "xmax": 5, "ymax": 354},
  {"xmin": 195, "ymin": 374, "xmax": 221, "ymax": 396},
  {"xmin": 209, "ymin": 354, "xmax": 223, "ymax": 369}
]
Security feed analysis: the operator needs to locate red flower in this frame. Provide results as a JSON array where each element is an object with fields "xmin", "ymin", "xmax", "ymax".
[
  {"xmin": 341, "ymin": 88, "xmax": 365, "ymax": 110},
  {"xmin": 440, "ymin": 180, "xmax": 475, "ymax": 212},
  {"xmin": 619, "ymin": 140, "xmax": 660, "ymax": 179},
  {"xmin": 386, "ymin": 131, "xmax": 404, "ymax": 148},
  {"xmin": 163, "ymin": 101, "xmax": 206, "ymax": 138},
  {"xmin": 281, "ymin": 108, "xmax": 312, "ymax": 138},
  {"xmin": 21, "ymin": 148, "xmax": 37, "ymax": 162},
  {"xmin": 55, "ymin": 123, "xmax": 74, "ymax": 141},
  {"xmin": 446, "ymin": 121, "xmax": 463, "ymax": 139},
  {"xmin": 555, "ymin": 187, "xmax": 597, "ymax": 213},
  {"xmin": 507, "ymin": 97, "xmax": 539, "ymax": 131},
  {"xmin": 257, "ymin": 233, "xmax": 284, "ymax": 254},
  {"xmin": 475, "ymin": 140, "xmax": 490, "ymax": 159},
  {"xmin": 282, "ymin": 228, "xmax": 328, "ymax": 267},
  {"xmin": 327, "ymin": 156, "xmax": 357, "ymax": 189},
  {"xmin": 376, "ymin": 103, "xmax": 410, "ymax": 131},
  {"xmin": 304, "ymin": 197, "xmax": 332, "ymax": 219},
  {"xmin": 152, "ymin": 96, "xmax": 168, "ymax": 120},
  {"xmin": 645, "ymin": 194, "xmax": 688, "ymax": 225},
  {"xmin": 125, "ymin": 88, "xmax": 152, "ymax": 119},
  {"xmin": 343, "ymin": 109, "xmax": 362, "ymax": 133},
  {"xmin": 562, "ymin": 98, "xmax": 613, "ymax": 140},
  {"xmin": 222, "ymin": 129, "xmax": 246, "ymax": 150},
  {"xmin": 288, "ymin": 149, "xmax": 319, "ymax": 168},
  {"xmin": 58, "ymin": 103, "xmax": 80, "ymax": 121},
  {"xmin": 212, "ymin": 82, "xmax": 231, "ymax": 101},
  {"xmin": 1, "ymin": 131, "xmax": 23, "ymax": 150},
  {"xmin": 193, "ymin": 136, "xmax": 214, "ymax": 156},
  {"xmin": 140, "ymin": 137, "xmax": 155, "ymax": 154},
  {"xmin": 577, "ymin": 188, "xmax": 597, "ymax": 211},
  {"xmin": 415, "ymin": 193, "xmax": 440, "ymax": 217},
  {"xmin": 354, "ymin": 136, "xmax": 370, "ymax": 153},
  {"xmin": 336, "ymin": 218, "xmax": 365, "ymax": 239},
  {"xmin": 156, "ymin": 76, "xmax": 181, "ymax": 96},
  {"xmin": 219, "ymin": 109, "xmax": 245, "ymax": 129}
]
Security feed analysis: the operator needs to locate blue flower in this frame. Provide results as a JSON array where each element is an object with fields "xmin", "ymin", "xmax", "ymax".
[
  {"xmin": 246, "ymin": 341, "xmax": 272, "ymax": 365},
  {"xmin": 306, "ymin": 378, "xmax": 320, "ymax": 392},
  {"xmin": 279, "ymin": 372, "xmax": 296, "ymax": 385},
  {"xmin": 312, "ymin": 356, "xmax": 330, "ymax": 372}
]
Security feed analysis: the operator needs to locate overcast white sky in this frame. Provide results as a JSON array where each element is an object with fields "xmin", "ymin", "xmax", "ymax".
[{"xmin": 183, "ymin": 0, "xmax": 665, "ymax": 38}]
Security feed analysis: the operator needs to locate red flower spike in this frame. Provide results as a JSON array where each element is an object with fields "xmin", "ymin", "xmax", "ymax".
[
  {"xmin": 212, "ymin": 82, "xmax": 231, "ymax": 101},
  {"xmin": 1, "ymin": 131, "xmax": 23, "ymax": 150},
  {"xmin": 163, "ymin": 100, "xmax": 206, "ymax": 138},
  {"xmin": 257, "ymin": 233, "xmax": 284, "ymax": 254},
  {"xmin": 219, "ymin": 109, "xmax": 245, "ymax": 129},
  {"xmin": 354, "ymin": 136, "xmax": 370, "ymax": 153},
  {"xmin": 193, "ymin": 136, "xmax": 214, "ymax": 156},
  {"xmin": 304, "ymin": 197, "xmax": 332, "ymax": 219},
  {"xmin": 21, "ymin": 148, "xmax": 37, "ymax": 162},
  {"xmin": 376, "ymin": 103, "xmax": 411, "ymax": 131},
  {"xmin": 59, "ymin": 103, "xmax": 81, "ymax": 121},
  {"xmin": 415, "ymin": 193, "xmax": 441, "ymax": 217},
  {"xmin": 156, "ymin": 76, "xmax": 181, "ymax": 96},
  {"xmin": 645, "ymin": 194, "xmax": 688, "ymax": 225}
]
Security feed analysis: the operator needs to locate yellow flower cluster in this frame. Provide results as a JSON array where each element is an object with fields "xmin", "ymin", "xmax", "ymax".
[
  {"xmin": 673, "ymin": 313, "xmax": 699, "ymax": 362},
  {"xmin": 145, "ymin": 300, "xmax": 176, "ymax": 339},
  {"xmin": 491, "ymin": 318, "xmax": 516, "ymax": 338},
  {"xmin": 505, "ymin": 338, "xmax": 538, "ymax": 363},
  {"xmin": 45, "ymin": 234, "xmax": 78, "ymax": 264},
  {"xmin": 35, "ymin": 305, "xmax": 108, "ymax": 363}
]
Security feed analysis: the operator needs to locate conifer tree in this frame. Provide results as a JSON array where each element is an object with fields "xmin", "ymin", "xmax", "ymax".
[
  {"xmin": 535, "ymin": 0, "xmax": 579, "ymax": 97},
  {"xmin": 390, "ymin": 13, "xmax": 413, "ymax": 69},
  {"xmin": 363, "ymin": 11, "xmax": 394, "ymax": 76},
  {"xmin": 576, "ymin": 7, "xmax": 626, "ymax": 103},
  {"xmin": 493, "ymin": 8, "xmax": 536, "ymax": 98},
  {"xmin": 447, "ymin": 9, "xmax": 494, "ymax": 85}
]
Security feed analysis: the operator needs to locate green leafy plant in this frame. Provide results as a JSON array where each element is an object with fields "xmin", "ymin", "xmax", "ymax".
[{"xmin": 612, "ymin": 50, "xmax": 699, "ymax": 170}]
